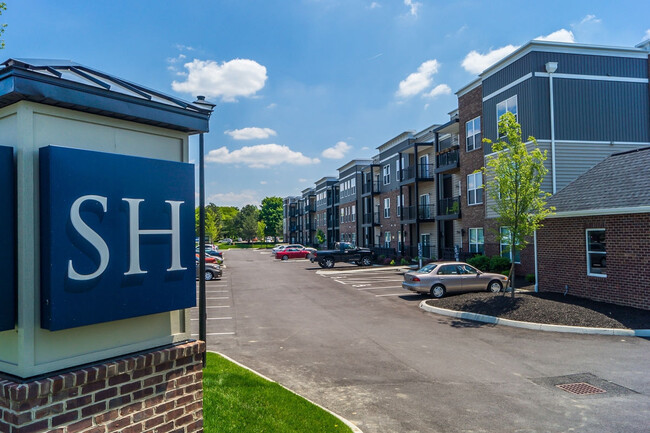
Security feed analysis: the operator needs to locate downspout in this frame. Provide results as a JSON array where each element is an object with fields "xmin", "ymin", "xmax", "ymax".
[
  {"xmin": 414, "ymin": 142, "xmax": 420, "ymax": 255},
  {"xmin": 546, "ymin": 62, "xmax": 558, "ymax": 194}
]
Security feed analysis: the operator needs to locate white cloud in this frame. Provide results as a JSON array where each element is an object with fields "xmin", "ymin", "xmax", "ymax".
[
  {"xmin": 174, "ymin": 44, "xmax": 195, "ymax": 52},
  {"xmin": 266, "ymin": 103, "xmax": 277, "ymax": 109},
  {"xmin": 535, "ymin": 29, "xmax": 575, "ymax": 43},
  {"xmin": 361, "ymin": 146, "xmax": 370, "ymax": 151},
  {"xmin": 461, "ymin": 45, "xmax": 519, "ymax": 75},
  {"xmin": 260, "ymin": 181, "xmax": 268, "ymax": 185},
  {"xmin": 205, "ymin": 144, "xmax": 320, "ymax": 168},
  {"xmin": 172, "ymin": 58, "xmax": 267, "ymax": 102},
  {"xmin": 298, "ymin": 178, "xmax": 308, "ymax": 183},
  {"xmin": 225, "ymin": 127, "xmax": 277, "ymax": 140},
  {"xmin": 207, "ymin": 190, "xmax": 261, "ymax": 208},
  {"xmin": 644, "ymin": 29, "xmax": 650, "ymax": 41},
  {"xmin": 404, "ymin": 0, "xmax": 421, "ymax": 16},
  {"xmin": 580, "ymin": 14, "xmax": 601, "ymax": 25},
  {"xmin": 396, "ymin": 59, "xmax": 440, "ymax": 98},
  {"xmin": 424, "ymin": 84, "xmax": 451, "ymax": 99},
  {"xmin": 321, "ymin": 141, "xmax": 352, "ymax": 159},
  {"xmin": 369, "ymin": 2, "xmax": 381, "ymax": 9}
]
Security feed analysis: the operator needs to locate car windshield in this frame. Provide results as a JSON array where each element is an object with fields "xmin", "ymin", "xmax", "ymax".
[{"xmin": 417, "ymin": 263, "xmax": 438, "ymax": 273}]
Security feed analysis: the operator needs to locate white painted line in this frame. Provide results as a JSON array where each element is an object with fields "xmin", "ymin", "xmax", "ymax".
[
  {"xmin": 208, "ymin": 290, "xmax": 229, "ymax": 293},
  {"xmin": 206, "ymin": 332, "xmax": 235, "ymax": 336},
  {"xmin": 333, "ymin": 279, "xmax": 348, "ymax": 285},
  {"xmin": 352, "ymin": 284, "xmax": 371, "ymax": 288},
  {"xmin": 206, "ymin": 297, "xmax": 229, "ymax": 300},
  {"xmin": 207, "ymin": 306, "xmax": 230, "ymax": 308},
  {"xmin": 190, "ymin": 317, "xmax": 232, "ymax": 321},
  {"xmin": 375, "ymin": 293, "xmax": 413, "ymax": 297},
  {"xmin": 356, "ymin": 286, "xmax": 399, "ymax": 291}
]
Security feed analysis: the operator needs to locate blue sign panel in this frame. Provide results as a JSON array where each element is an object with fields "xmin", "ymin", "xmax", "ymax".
[
  {"xmin": 0, "ymin": 146, "xmax": 15, "ymax": 332},
  {"xmin": 40, "ymin": 146, "xmax": 196, "ymax": 331}
]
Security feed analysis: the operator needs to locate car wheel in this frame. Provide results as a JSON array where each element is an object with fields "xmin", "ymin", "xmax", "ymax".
[
  {"xmin": 323, "ymin": 257, "xmax": 335, "ymax": 268},
  {"xmin": 361, "ymin": 256, "xmax": 372, "ymax": 266},
  {"xmin": 488, "ymin": 280, "xmax": 502, "ymax": 293},
  {"xmin": 204, "ymin": 271, "xmax": 214, "ymax": 281},
  {"xmin": 318, "ymin": 261, "xmax": 326, "ymax": 268},
  {"xmin": 430, "ymin": 284, "xmax": 445, "ymax": 298},
  {"xmin": 305, "ymin": 254, "xmax": 310, "ymax": 259},
  {"xmin": 282, "ymin": 255, "xmax": 289, "ymax": 261}
]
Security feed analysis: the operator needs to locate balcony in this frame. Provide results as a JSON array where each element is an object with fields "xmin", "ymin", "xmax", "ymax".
[
  {"xmin": 303, "ymin": 204, "xmax": 315, "ymax": 213},
  {"xmin": 362, "ymin": 181, "xmax": 381, "ymax": 195},
  {"xmin": 437, "ymin": 196, "xmax": 461, "ymax": 220},
  {"xmin": 289, "ymin": 225, "xmax": 298, "ymax": 232},
  {"xmin": 435, "ymin": 147, "xmax": 459, "ymax": 174},
  {"xmin": 418, "ymin": 205, "xmax": 435, "ymax": 221},
  {"xmin": 400, "ymin": 205, "xmax": 416, "ymax": 221},
  {"xmin": 362, "ymin": 212, "xmax": 381, "ymax": 226},
  {"xmin": 418, "ymin": 163, "xmax": 435, "ymax": 180},
  {"xmin": 289, "ymin": 209, "xmax": 299, "ymax": 217},
  {"xmin": 400, "ymin": 166, "xmax": 416, "ymax": 183}
]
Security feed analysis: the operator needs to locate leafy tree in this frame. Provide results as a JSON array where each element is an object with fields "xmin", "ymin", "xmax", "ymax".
[
  {"xmin": 316, "ymin": 229, "xmax": 326, "ymax": 246},
  {"xmin": 195, "ymin": 204, "xmax": 222, "ymax": 243},
  {"xmin": 218, "ymin": 206, "xmax": 239, "ymax": 239},
  {"xmin": 482, "ymin": 112, "xmax": 554, "ymax": 297},
  {"xmin": 0, "ymin": 3, "xmax": 6, "ymax": 49},
  {"xmin": 235, "ymin": 205, "xmax": 259, "ymax": 242},
  {"xmin": 259, "ymin": 197, "xmax": 283, "ymax": 241},
  {"xmin": 257, "ymin": 221, "xmax": 266, "ymax": 242}
]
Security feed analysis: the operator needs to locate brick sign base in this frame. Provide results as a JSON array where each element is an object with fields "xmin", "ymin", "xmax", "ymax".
[{"xmin": 0, "ymin": 341, "xmax": 205, "ymax": 433}]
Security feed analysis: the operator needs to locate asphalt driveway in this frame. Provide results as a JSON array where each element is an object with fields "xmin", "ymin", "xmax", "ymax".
[{"xmin": 200, "ymin": 249, "xmax": 650, "ymax": 433}]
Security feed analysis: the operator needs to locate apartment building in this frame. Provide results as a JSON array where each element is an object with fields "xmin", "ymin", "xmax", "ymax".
[
  {"xmin": 338, "ymin": 160, "xmax": 372, "ymax": 247},
  {"xmin": 298, "ymin": 187, "xmax": 316, "ymax": 246},
  {"xmin": 284, "ymin": 39, "xmax": 650, "ymax": 284},
  {"xmin": 282, "ymin": 196, "xmax": 299, "ymax": 243},
  {"xmin": 313, "ymin": 177, "xmax": 338, "ymax": 248}
]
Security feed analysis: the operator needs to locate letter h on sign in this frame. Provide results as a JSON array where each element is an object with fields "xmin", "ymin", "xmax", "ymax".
[{"xmin": 40, "ymin": 146, "xmax": 196, "ymax": 331}]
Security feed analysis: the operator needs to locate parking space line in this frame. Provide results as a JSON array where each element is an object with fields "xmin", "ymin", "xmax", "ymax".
[
  {"xmin": 356, "ymin": 286, "xmax": 400, "ymax": 291},
  {"xmin": 190, "ymin": 317, "xmax": 232, "ymax": 320},
  {"xmin": 206, "ymin": 332, "xmax": 235, "ymax": 336},
  {"xmin": 207, "ymin": 306, "xmax": 230, "ymax": 308},
  {"xmin": 206, "ymin": 297, "xmax": 229, "ymax": 300},
  {"xmin": 375, "ymin": 293, "xmax": 417, "ymax": 297}
]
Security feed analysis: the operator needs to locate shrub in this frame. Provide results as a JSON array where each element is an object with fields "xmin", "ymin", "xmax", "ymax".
[
  {"xmin": 525, "ymin": 273, "xmax": 536, "ymax": 283},
  {"xmin": 489, "ymin": 255, "xmax": 511, "ymax": 273},
  {"xmin": 400, "ymin": 258, "xmax": 409, "ymax": 266},
  {"xmin": 382, "ymin": 258, "xmax": 392, "ymax": 265},
  {"xmin": 467, "ymin": 255, "xmax": 490, "ymax": 272},
  {"xmin": 390, "ymin": 259, "xmax": 395, "ymax": 266},
  {"xmin": 378, "ymin": 254, "xmax": 385, "ymax": 261}
]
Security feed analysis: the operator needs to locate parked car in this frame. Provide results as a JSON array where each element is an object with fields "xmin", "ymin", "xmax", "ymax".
[
  {"xmin": 272, "ymin": 244, "xmax": 306, "ymax": 254},
  {"xmin": 195, "ymin": 258, "xmax": 222, "ymax": 281},
  {"xmin": 402, "ymin": 262, "xmax": 509, "ymax": 298},
  {"xmin": 196, "ymin": 253, "xmax": 217, "ymax": 264},
  {"xmin": 275, "ymin": 247, "xmax": 312, "ymax": 261},
  {"xmin": 310, "ymin": 242, "xmax": 374, "ymax": 268},
  {"xmin": 196, "ymin": 247, "xmax": 222, "ymax": 258}
]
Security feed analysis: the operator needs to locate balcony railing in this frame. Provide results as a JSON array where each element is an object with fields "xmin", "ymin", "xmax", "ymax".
[
  {"xmin": 401, "ymin": 166, "xmax": 416, "ymax": 182},
  {"xmin": 436, "ymin": 148, "xmax": 459, "ymax": 173},
  {"xmin": 363, "ymin": 213, "xmax": 373, "ymax": 224},
  {"xmin": 418, "ymin": 205, "xmax": 435, "ymax": 220},
  {"xmin": 289, "ymin": 225, "xmax": 298, "ymax": 232},
  {"xmin": 437, "ymin": 196, "xmax": 461, "ymax": 218},
  {"xmin": 404, "ymin": 245, "xmax": 436, "ymax": 260},
  {"xmin": 362, "ymin": 181, "xmax": 381, "ymax": 194},
  {"xmin": 400, "ymin": 205, "xmax": 416, "ymax": 221},
  {"xmin": 418, "ymin": 163, "xmax": 435, "ymax": 180}
]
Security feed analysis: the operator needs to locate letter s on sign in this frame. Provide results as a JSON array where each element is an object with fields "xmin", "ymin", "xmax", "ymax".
[{"xmin": 68, "ymin": 195, "xmax": 110, "ymax": 281}]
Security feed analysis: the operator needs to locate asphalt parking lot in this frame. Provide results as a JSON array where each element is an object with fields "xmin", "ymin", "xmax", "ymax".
[{"xmin": 197, "ymin": 249, "xmax": 650, "ymax": 433}]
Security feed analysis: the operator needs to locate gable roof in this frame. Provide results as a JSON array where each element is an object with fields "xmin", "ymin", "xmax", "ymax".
[{"xmin": 547, "ymin": 147, "xmax": 650, "ymax": 217}]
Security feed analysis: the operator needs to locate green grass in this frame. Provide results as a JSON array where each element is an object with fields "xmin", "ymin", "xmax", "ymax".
[
  {"xmin": 217, "ymin": 242, "xmax": 275, "ymax": 250},
  {"xmin": 203, "ymin": 353, "xmax": 353, "ymax": 433}
]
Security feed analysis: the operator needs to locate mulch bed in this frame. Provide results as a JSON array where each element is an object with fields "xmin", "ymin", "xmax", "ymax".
[{"xmin": 425, "ymin": 291, "xmax": 650, "ymax": 330}]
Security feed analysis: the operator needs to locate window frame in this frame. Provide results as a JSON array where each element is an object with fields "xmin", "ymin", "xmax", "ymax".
[
  {"xmin": 383, "ymin": 164, "xmax": 390, "ymax": 185},
  {"xmin": 499, "ymin": 226, "xmax": 520, "ymax": 264},
  {"xmin": 467, "ymin": 172, "xmax": 483, "ymax": 206},
  {"xmin": 586, "ymin": 229, "xmax": 607, "ymax": 278},
  {"xmin": 496, "ymin": 95, "xmax": 518, "ymax": 138},
  {"xmin": 468, "ymin": 228, "xmax": 484, "ymax": 254},
  {"xmin": 383, "ymin": 197, "xmax": 390, "ymax": 218},
  {"xmin": 466, "ymin": 116, "xmax": 481, "ymax": 152}
]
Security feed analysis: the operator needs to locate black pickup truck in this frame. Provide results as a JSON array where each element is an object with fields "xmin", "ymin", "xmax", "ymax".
[{"xmin": 310, "ymin": 242, "xmax": 374, "ymax": 268}]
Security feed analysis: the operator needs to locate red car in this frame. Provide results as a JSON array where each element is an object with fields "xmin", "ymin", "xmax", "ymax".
[
  {"xmin": 197, "ymin": 254, "xmax": 217, "ymax": 264},
  {"xmin": 275, "ymin": 247, "xmax": 311, "ymax": 261}
]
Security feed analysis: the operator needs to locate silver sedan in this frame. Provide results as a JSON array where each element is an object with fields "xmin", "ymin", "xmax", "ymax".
[{"xmin": 402, "ymin": 262, "xmax": 509, "ymax": 298}]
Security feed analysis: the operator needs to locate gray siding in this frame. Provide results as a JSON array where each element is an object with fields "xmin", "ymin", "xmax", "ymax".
[
  {"xmin": 554, "ymin": 141, "xmax": 648, "ymax": 192},
  {"xmin": 483, "ymin": 51, "xmax": 648, "ymax": 96}
]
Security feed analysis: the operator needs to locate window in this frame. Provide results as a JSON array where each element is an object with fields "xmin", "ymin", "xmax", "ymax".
[
  {"xmin": 469, "ymin": 228, "xmax": 484, "ymax": 254},
  {"xmin": 419, "ymin": 154, "xmax": 430, "ymax": 178},
  {"xmin": 496, "ymin": 95, "xmax": 518, "ymax": 137},
  {"xmin": 438, "ymin": 265, "xmax": 459, "ymax": 275},
  {"xmin": 351, "ymin": 205, "xmax": 355, "ymax": 222},
  {"xmin": 586, "ymin": 229, "xmax": 606, "ymax": 277},
  {"xmin": 467, "ymin": 172, "xmax": 483, "ymax": 205},
  {"xmin": 383, "ymin": 164, "xmax": 390, "ymax": 185},
  {"xmin": 383, "ymin": 197, "xmax": 390, "ymax": 218},
  {"xmin": 466, "ymin": 116, "xmax": 481, "ymax": 152},
  {"xmin": 397, "ymin": 231, "xmax": 402, "ymax": 253},
  {"xmin": 384, "ymin": 231, "xmax": 391, "ymax": 249},
  {"xmin": 397, "ymin": 193, "xmax": 403, "ymax": 217},
  {"xmin": 340, "ymin": 208, "xmax": 345, "ymax": 222},
  {"xmin": 396, "ymin": 160, "xmax": 400, "ymax": 182},
  {"xmin": 500, "ymin": 227, "xmax": 520, "ymax": 264}
]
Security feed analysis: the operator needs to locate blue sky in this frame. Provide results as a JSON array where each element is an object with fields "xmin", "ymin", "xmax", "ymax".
[{"xmin": 3, "ymin": 1, "xmax": 650, "ymax": 207}]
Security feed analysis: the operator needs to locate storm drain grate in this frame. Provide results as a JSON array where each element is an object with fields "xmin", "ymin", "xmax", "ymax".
[{"xmin": 556, "ymin": 382, "xmax": 607, "ymax": 395}]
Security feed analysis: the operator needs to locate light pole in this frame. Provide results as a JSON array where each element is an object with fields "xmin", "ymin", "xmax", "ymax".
[{"xmin": 192, "ymin": 95, "xmax": 216, "ymax": 367}]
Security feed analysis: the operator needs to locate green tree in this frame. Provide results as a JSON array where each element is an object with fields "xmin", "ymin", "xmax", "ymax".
[
  {"xmin": 316, "ymin": 229, "xmax": 326, "ymax": 246},
  {"xmin": 257, "ymin": 221, "xmax": 266, "ymax": 242},
  {"xmin": 482, "ymin": 112, "xmax": 554, "ymax": 297},
  {"xmin": 218, "ymin": 206, "xmax": 239, "ymax": 239},
  {"xmin": 235, "ymin": 205, "xmax": 259, "ymax": 242},
  {"xmin": 195, "ymin": 204, "xmax": 222, "ymax": 243},
  {"xmin": 0, "ymin": 3, "xmax": 6, "ymax": 49},
  {"xmin": 259, "ymin": 197, "xmax": 283, "ymax": 241}
]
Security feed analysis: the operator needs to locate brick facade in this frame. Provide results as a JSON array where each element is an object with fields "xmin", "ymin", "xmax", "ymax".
[
  {"xmin": 538, "ymin": 213, "xmax": 650, "ymax": 310},
  {"xmin": 380, "ymin": 190, "xmax": 401, "ymax": 250},
  {"xmin": 0, "ymin": 341, "xmax": 205, "ymax": 433},
  {"xmin": 338, "ymin": 202, "xmax": 357, "ymax": 244}
]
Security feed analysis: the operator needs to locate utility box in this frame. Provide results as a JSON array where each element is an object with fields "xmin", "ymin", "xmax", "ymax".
[{"xmin": 0, "ymin": 59, "xmax": 209, "ymax": 433}]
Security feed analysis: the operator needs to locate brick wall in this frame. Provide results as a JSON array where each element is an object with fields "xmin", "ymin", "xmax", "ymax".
[
  {"xmin": 0, "ymin": 341, "xmax": 205, "ymax": 433},
  {"xmin": 379, "ymin": 190, "xmax": 401, "ymax": 250},
  {"xmin": 538, "ymin": 213, "xmax": 650, "ymax": 310}
]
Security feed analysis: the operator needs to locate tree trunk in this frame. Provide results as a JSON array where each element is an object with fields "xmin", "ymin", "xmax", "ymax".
[{"xmin": 510, "ymin": 261, "xmax": 516, "ymax": 299}]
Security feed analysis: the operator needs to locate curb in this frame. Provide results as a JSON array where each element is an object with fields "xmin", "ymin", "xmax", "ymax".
[
  {"xmin": 209, "ymin": 351, "xmax": 364, "ymax": 433},
  {"xmin": 316, "ymin": 266, "xmax": 410, "ymax": 275},
  {"xmin": 419, "ymin": 301, "xmax": 650, "ymax": 337}
]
